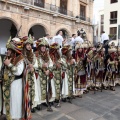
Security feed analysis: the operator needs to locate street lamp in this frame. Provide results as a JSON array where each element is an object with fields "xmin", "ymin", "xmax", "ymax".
[{"xmin": 92, "ymin": 24, "xmax": 98, "ymax": 45}]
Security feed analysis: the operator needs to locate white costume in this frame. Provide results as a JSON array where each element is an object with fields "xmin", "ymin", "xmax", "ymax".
[
  {"xmin": 3, "ymin": 37, "xmax": 24, "ymax": 120},
  {"xmin": 32, "ymin": 55, "xmax": 39, "ymax": 108},
  {"xmin": 3, "ymin": 58, "xmax": 24, "ymax": 119}
]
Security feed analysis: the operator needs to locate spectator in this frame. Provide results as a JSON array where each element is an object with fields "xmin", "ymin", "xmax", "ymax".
[
  {"xmin": 49, "ymin": 37, "xmax": 53, "ymax": 45},
  {"xmin": 52, "ymin": 31, "xmax": 64, "ymax": 48},
  {"xmin": 69, "ymin": 34, "xmax": 76, "ymax": 58},
  {"xmin": 44, "ymin": 34, "xmax": 50, "ymax": 45},
  {"xmin": 74, "ymin": 32, "xmax": 84, "ymax": 44},
  {"xmin": 101, "ymin": 31, "xmax": 109, "ymax": 56},
  {"xmin": 71, "ymin": 34, "xmax": 76, "ymax": 48}
]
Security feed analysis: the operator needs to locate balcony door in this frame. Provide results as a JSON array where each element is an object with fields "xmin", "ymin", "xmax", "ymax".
[
  {"xmin": 34, "ymin": 0, "xmax": 45, "ymax": 8},
  {"xmin": 80, "ymin": 5, "xmax": 86, "ymax": 20},
  {"xmin": 60, "ymin": 0, "xmax": 67, "ymax": 15}
]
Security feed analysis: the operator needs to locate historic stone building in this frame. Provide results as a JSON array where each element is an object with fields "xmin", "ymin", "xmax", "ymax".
[{"xmin": 0, "ymin": 0, "xmax": 93, "ymax": 51}]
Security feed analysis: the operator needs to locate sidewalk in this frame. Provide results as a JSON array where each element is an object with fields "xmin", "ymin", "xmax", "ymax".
[{"xmin": 32, "ymin": 86, "xmax": 120, "ymax": 120}]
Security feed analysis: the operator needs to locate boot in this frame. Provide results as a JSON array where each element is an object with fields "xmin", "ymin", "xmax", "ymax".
[
  {"xmin": 62, "ymin": 98, "xmax": 67, "ymax": 102},
  {"xmin": 94, "ymin": 87, "xmax": 98, "ymax": 91},
  {"xmin": 31, "ymin": 108, "xmax": 36, "ymax": 113},
  {"xmin": 67, "ymin": 97, "xmax": 72, "ymax": 103},
  {"xmin": 55, "ymin": 102, "xmax": 61, "ymax": 108},
  {"xmin": 104, "ymin": 86, "xmax": 107, "ymax": 90},
  {"xmin": 110, "ymin": 86, "xmax": 115, "ymax": 91},
  {"xmin": 78, "ymin": 95, "xmax": 82, "ymax": 98},
  {"xmin": 36, "ymin": 104, "xmax": 42, "ymax": 110},
  {"xmin": 47, "ymin": 106, "xmax": 53, "ymax": 112}
]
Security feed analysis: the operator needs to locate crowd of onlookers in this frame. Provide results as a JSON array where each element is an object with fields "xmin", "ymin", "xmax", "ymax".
[{"xmin": 32, "ymin": 30, "xmax": 85, "ymax": 52}]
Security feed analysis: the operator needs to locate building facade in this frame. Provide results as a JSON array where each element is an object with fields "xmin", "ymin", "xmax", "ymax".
[
  {"xmin": 98, "ymin": 10, "xmax": 104, "ymax": 42},
  {"xmin": 0, "ymin": 0, "xmax": 93, "ymax": 52},
  {"xmin": 98, "ymin": 0, "xmax": 120, "ymax": 45}
]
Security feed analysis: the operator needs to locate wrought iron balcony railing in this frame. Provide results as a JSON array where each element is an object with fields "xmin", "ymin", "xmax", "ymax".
[
  {"xmin": 110, "ymin": 18, "xmax": 117, "ymax": 24},
  {"xmin": 11, "ymin": 0, "xmax": 34, "ymax": 5},
  {"xmin": 34, "ymin": 1, "xmax": 44, "ymax": 8},
  {"xmin": 50, "ymin": 4, "xmax": 73, "ymax": 17},
  {"xmin": 80, "ymin": 16, "xmax": 91, "ymax": 23},
  {"xmin": 10, "ymin": 0, "xmax": 73, "ymax": 17},
  {"xmin": 80, "ymin": 0, "xmax": 88, "ymax": 3}
]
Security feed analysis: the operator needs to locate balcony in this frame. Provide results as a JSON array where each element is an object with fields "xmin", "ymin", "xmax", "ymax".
[
  {"xmin": 79, "ymin": 0, "xmax": 88, "ymax": 4},
  {"xmin": 8, "ymin": 0, "xmax": 73, "ymax": 17},
  {"xmin": 50, "ymin": 5, "xmax": 73, "ymax": 17},
  {"xmin": 11, "ymin": 0, "xmax": 34, "ymax": 5},
  {"xmin": 110, "ymin": 18, "xmax": 117, "ymax": 24},
  {"xmin": 34, "ymin": 1, "xmax": 44, "ymax": 8},
  {"xmin": 80, "ymin": 16, "xmax": 91, "ymax": 23}
]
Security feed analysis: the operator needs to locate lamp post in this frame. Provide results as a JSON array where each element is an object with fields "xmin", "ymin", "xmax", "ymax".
[{"xmin": 92, "ymin": 24, "xmax": 98, "ymax": 45}]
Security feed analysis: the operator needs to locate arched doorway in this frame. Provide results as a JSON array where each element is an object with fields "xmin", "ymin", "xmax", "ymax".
[
  {"xmin": 56, "ymin": 29, "xmax": 69, "ymax": 38},
  {"xmin": 28, "ymin": 25, "xmax": 46, "ymax": 40},
  {"xmin": 0, "ymin": 19, "xmax": 17, "ymax": 54}
]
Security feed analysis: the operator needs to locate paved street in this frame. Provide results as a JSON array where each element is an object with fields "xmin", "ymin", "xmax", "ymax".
[{"xmin": 32, "ymin": 86, "xmax": 120, "ymax": 120}]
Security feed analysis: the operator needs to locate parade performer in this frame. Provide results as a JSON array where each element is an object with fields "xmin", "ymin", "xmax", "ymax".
[
  {"xmin": 95, "ymin": 44, "xmax": 105, "ymax": 90},
  {"xmin": 61, "ymin": 45, "xmax": 75, "ymax": 101},
  {"xmin": 104, "ymin": 43, "xmax": 117, "ymax": 91},
  {"xmin": 116, "ymin": 47, "xmax": 120, "ymax": 85},
  {"xmin": 22, "ymin": 35, "xmax": 39, "ymax": 120},
  {"xmin": 87, "ymin": 43, "xmax": 98, "ymax": 91},
  {"xmin": 2, "ymin": 37, "xmax": 24, "ymax": 120},
  {"xmin": 82, "ymin": 40, "xmax": 90, "ymax": 92},
  {"xmin": 49, "ymin": 43, "xmax": 64, "ymax": 106},
  {"xmin": 75, "ymin": 43, "xmax": 88, "ymax": 97},
  {"xmin": 36, "ymin": 38, "xmax": 55, "ymax": 112}
]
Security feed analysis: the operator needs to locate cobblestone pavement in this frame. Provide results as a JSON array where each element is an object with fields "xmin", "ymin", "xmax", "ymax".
[{"xmin": 32, "ymin": 86, "xmax": 120, "ymax": 120}]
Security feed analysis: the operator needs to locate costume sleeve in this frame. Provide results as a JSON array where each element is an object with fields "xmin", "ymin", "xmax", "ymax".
[
  {"xmin": 12, "ymin": 60, "xmax": 24, "ymax": 76},
  {"xmin": 108, "ymin": 59, "xmax": 115, "ymax": 65}
]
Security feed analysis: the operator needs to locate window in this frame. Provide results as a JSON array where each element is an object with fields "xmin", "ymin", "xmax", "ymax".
[
  {"xmin": 34, "ymin": 0, "xmax": 45, "ymax": 8},
  {"xmin": 80, "ymin": 5, "xmax": 86, "ymax": 20},
  {"xmin": 101, "ymin": 15, "xmax": 104, "ymax": 24},
  {"xmin": 100, "ymin": 25, "xmax": 104, "ymax": 34},
  {"xmin": 111, "ymin": 0, "xmax": 118, "ymax": 4},
  {"xmin": 110, "ymin": 27, "xmax": 117, "ymax": 40},
  {"xmin": 110, "ymin": 11, "xmax": 117, "ymax": 24},
  {"xmin": 60, "ymin": 0, "xmax": 68, "ymax": 15}
]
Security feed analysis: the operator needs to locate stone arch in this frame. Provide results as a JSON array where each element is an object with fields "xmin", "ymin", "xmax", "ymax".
[
  {"xmin": 55, "ymin": 27, "xmax": 71, "ymax": 38},
  {"xmin": 28, "ymin": 22, "xmax": 50, "ymax": 40},
  {"xmin": 28, "ymin": 22, "xmax": 49, "ymax": 34},
  {"xmin": 0, "ymin": 16, "xmax": 19, "ymax": 30},
  {"xmin": 0, "ymin": 18, "xmax": 18, "ymax": 51}
]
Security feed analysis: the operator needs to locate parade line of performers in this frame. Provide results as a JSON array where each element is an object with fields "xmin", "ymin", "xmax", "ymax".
[{"xmin": 0, "ymin": 35, "xmax": 120, "ymax": 120}]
